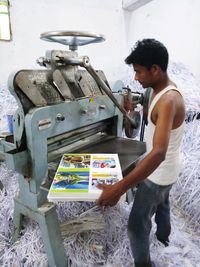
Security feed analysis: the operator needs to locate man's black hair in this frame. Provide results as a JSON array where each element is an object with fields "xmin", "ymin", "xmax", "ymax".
[{"xmin": 125, "ymin": 39, "xmax": 169, "ymax": 72}]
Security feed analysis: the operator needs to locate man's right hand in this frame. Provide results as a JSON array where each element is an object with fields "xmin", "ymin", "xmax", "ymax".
[{"xmin": 123, "ymin": 95, "xmax": 135, "ymax": 111}]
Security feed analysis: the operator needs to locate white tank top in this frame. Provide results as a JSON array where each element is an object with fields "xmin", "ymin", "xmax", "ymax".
[{"xmin": 145, "ymin": 85, "xmax": 185, "ymax": 185}]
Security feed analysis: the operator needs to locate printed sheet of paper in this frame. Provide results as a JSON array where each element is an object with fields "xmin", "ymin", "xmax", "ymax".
[{"xmin": 47, "ymin": 154, "xmax": 123, "ymax": 202}]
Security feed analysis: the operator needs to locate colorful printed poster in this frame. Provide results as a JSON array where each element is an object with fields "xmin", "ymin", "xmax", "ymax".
[{"xmin": 47, "ymin": 154, "xmax": 123, "ymax": 202}]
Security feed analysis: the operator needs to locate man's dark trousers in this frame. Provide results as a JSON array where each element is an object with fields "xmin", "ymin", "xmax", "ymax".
[{"xmin": 128, "ymin": 179, "xmax": 172, "ymax": 267}]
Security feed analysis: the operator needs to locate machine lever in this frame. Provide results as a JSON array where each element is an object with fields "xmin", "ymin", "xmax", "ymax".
[
  {"xmin": 36, "ymin": 51, "xmax": 138, "ymax": 127},
  {"xmin": 50, "ymin": 55, "xmax": 137, "ymax": 126},
  {"xmin": 81, "ymin": 57, "xmax": 137, "ymax": 127}
]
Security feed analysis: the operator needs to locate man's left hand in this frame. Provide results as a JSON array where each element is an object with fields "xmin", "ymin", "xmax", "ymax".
[{"xmin": 96, "ymin": 183, "xmax": 122, "ymax": 207}]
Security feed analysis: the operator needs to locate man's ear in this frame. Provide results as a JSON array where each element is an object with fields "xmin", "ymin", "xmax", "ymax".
[{"xmin": 150, "ymin": 64, "xmax": 160, "ymax": 75}]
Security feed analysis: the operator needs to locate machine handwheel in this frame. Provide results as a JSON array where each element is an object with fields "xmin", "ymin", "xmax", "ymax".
[{"xmin": 40, "ymin": 30, "xmax": 105, "ymax": 50}]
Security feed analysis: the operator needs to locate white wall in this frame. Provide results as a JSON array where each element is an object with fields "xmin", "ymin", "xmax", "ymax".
[
  {"xmin": 125, "ymin": 0, "xmax": 200, "ymax": 79},
  {"xmin": 0, "ymin": 0, "xmax": 129, "ymax": 89},
  {"xmin": 1, "ymin": 0, "xmax": 200, "ymax": 90}
]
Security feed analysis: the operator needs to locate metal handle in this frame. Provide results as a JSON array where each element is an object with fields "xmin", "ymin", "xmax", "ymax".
[{"xmin": 80, "ymin": 57, "xmax": 137, "ymax": 127}]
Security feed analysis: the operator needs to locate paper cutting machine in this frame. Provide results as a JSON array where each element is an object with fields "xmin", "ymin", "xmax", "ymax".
[{"xmin": 0, "ymin": 31, "xmax": 146, "ymax": 267}]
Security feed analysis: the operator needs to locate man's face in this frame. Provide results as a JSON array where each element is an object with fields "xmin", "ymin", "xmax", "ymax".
[{"xmin": 133, "ymin": 64, "xmax": 155, "ymax": 88}]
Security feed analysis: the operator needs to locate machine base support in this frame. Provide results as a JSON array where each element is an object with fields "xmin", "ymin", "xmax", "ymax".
[{"xmin": 12, "ymin": 196, "xmax": 68, "ymax": 267}]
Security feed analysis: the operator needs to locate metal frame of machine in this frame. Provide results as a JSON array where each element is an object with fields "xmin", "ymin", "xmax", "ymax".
[{"xmin": 0, "ymin": 31, "xmax": 146, "ymax": 267}]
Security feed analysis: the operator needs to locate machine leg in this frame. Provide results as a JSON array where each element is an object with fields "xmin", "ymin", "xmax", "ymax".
[
  {"xmin": 11, "ymin": 200, "xmax": 24, "ymax": 243},
  {"xmin": 11, "ymin": 198, "xmax": 69, "ymax": 266},
  {"xmin": 0, "ymin": 180, "xmax": 3, "ymax": 190},
  {"xmin": 38, "ymin": 205, "xmax": 68, "ymax": 267}
]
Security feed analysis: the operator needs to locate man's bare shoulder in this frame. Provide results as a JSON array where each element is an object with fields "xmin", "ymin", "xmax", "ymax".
[
  {"xmin": 157, "ymin": 92, "xmax": 175, "ymax": 109},
  {"xmin": 162, "ymin": 89, "xmax": 182, "ymax": 99},
  {"xmin": 155, "ymin": 89, "xmax": 185, "ymax": 128},
  {"xmin": 158, "ymin": 89, "xmax": 183, "ymax": 108}
]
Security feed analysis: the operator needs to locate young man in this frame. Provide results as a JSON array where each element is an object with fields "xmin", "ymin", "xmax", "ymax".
[{"xmin": 96, "ymin": 39, "xmax": 185, "ymax": 267}]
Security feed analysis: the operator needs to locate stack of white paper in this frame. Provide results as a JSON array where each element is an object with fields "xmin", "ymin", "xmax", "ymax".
[{"xmin": 47, "ymin": 153, "xmax": 123, "ymax": 202}]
